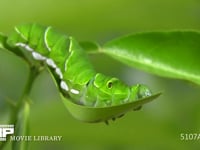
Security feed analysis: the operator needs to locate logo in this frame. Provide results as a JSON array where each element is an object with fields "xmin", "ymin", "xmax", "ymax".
[
  {"xmin": 0, "ymin": 125, "xmax": 14, "ymax": 141},
  {"xmin": 0, "ymin": 124, "xmax": 62, "ymax": 142}
]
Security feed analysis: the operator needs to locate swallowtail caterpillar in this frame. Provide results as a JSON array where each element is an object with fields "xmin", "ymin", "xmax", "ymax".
[{"xmin": 4, "ymin": 23, "xmax": 160, "ymax": 123}]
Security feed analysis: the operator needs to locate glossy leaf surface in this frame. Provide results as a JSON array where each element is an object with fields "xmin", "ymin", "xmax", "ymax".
[
  {"xmin": 61, "ymin": 92, "xmax": 161, "ymax": 123},
  {"xmin": 103, "ymin": 31, "xmax": 200, "ymax": 85}
]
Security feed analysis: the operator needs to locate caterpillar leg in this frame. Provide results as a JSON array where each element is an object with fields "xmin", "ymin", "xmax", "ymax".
[
  {"xmin": 133, "ymin": 105, "xmax": 142, "ymax": 111},
  {"xmin": 105, "ymin": 120, "xmax": 109, "ymax": 125}
]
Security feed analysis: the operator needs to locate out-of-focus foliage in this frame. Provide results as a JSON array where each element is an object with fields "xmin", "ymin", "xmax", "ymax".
[{"xmin": 0, "ymin": 0, "xmax": 200, "ymax": 150}]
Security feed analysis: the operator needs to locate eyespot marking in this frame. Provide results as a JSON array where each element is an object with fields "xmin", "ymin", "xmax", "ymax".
[
  {"xmin": 32, "ymin": 52, "xmax": 46, "ymax": 60},
  {"xmin": 46, "ymin": 58, "xmax": 56, "ymax": 68},
  {"xmin": 44, "ymin": 26, "xmax": 52, "ymax": 52},
  {"xmin": 60, "ymin": 80, "xmax": 69, "ymax": 91},
  {"xmin": 55, "ymin": 68, "xmax": 63, "ymax": 79},
  {"xmin": 107, "ymin": 82, "xmax": 113, "ymax": 89},
  {"xmin": 15, "ymin": 43, "xmax": 34, "ymax": 52},
  {"xmin": 70, "ymin": 89, "xmax": 79, "ymax": 95}
]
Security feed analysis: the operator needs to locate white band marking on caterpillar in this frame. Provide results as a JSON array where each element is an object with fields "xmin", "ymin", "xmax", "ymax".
[
  {"xmin": 60, "ymin": 81, "xmax": 69, "ymax": 91},
  {"xmin": 44, "ymin": 27, "xmax": 52, "ymax": 52},
  {"xmin": 64, "ymin": 47, "xmax": 74, "ymax": 71},
  {"xmin": 46, "ymin": 58, "xmax": 57, "ymax": 68},
  {"xmin": 15, "ymin": 43, "xmax": 34, "ymax": 52},
  {"xmin": 14, "ymin": 27, "xmax": 27, "ymax": 41},
  {"xmin": 64, "ymin": 58, "xmax": 68, "ymax": 71},
  {"xmin": 70, "ymin": 89, "xmax": 80, "ymax": 95},
  {"xmin": 55, "ymin": 68, "xmax": 63, "ymax": 79},
  {"xmin": 32, "ymin": 52, "xmax": 46, "ymax": 60}
]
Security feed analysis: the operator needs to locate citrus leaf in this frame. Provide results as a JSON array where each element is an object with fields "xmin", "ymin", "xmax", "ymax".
[
  {"xmin": 0, "ymin": 33, "xmax": 7, "ymax": 49},
  {"xmin": 48, "ymin": 67, "xmax": 161, "ymax": 123},
  {"xmin": 61, "ymin": 92, "xmax": 161, "ymax": 123},
  {"xmin": 103, "ymin": 31, "xmax": 200, "ymax": 85}
]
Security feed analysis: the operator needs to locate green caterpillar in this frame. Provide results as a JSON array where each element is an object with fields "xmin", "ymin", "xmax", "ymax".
[{"xmin": 5, "ymin": 23, "xmax": 154, "ymax": 122}]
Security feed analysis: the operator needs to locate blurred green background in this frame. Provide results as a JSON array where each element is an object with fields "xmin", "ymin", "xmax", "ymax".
[{"xmin": 1, "ymin": 0, "xmax": 200, "ymax": 149}]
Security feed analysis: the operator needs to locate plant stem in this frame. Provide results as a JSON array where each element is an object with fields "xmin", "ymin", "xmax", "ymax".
[
  {"xmin": 0, "ymin": 65, "xmax": 42, "ymax": 149},
  {"xmin": 12, "ymin": 65, "xmax": 40, "ymax": 124}
]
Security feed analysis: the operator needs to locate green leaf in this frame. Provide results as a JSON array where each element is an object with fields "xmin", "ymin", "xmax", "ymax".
[
  {"xmin": 47, "ymin": 67, "xmax": 161, "ymax": 123},
  {"xmin": 12, "ymin": 101, "xmax": 30, "ymax": 150},
  {"xmin": 0, "ymin": 33, "xmax": 7, "ymax": 49},
  {"xmin": 61, "ymin": 92, "xmax": 161, "ymax": 123},
  {"xmin": 103, "ymin": 31, "xmax": 200, "ymax": 85}
]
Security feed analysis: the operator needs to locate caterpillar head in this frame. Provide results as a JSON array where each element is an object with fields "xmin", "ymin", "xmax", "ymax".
[{"xmin": 86, "ymin": 73, "xmax": 152, "ymax": 107}]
